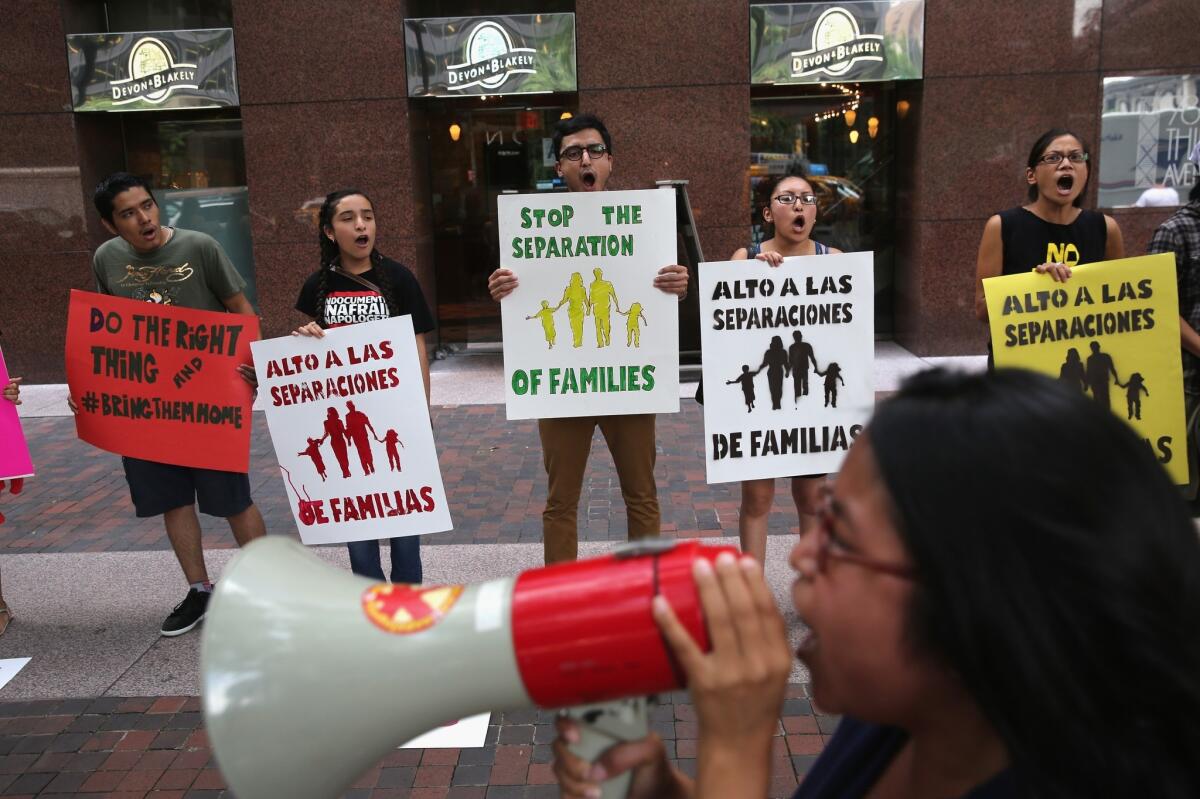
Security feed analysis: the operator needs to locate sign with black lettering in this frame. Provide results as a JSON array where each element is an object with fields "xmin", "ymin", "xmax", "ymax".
[
  {"xmin": 64, "ymin": 290, "xmax": 258, "ymax": 471},
  {"xmin": 699, "ymin": 253, "xmax": 874, "ymax": 483},
  {"xmin": 983, "ymin": 253, "xmax": 1187, "ymax": 484}
]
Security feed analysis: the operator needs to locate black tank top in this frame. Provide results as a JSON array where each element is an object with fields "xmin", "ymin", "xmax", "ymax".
[{"xmin": 999, "ymin": 207, "xmax": 1107, "ymax": 275}]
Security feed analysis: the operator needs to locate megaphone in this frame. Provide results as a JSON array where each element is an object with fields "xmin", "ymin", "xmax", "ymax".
[{"xmin": 201, "ymin": 536, "xmax": 736, "ymax": 799}]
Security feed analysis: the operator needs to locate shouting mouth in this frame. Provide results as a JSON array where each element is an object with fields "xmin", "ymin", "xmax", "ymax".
[
  {"xmin": 139, "ymin": 226, "xmax": 158, "ymax": 242},
  {"xmin": 1056, "ymin": 174, "xmax": 1075, "ymax": 196},
  {"xmin": 354, "ymin": 234, "xmax": 371, "ymax": 247},
  {"xmin": 581, "ymin": 171, "xmax": 597, "ymax": 190}
]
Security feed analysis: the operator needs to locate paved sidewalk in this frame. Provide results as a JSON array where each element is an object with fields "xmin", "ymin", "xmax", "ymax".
[
  {"xmin": 0, "ymin": 345, "xmax": 984, "ymax": 797},
  {"xmin": 0, "ymin": 687, "xmax": 839, "ymax": 799}
]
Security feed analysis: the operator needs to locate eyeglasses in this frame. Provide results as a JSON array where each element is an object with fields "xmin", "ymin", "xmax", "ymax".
[
  {"xmin": 1036, "ymin": 151, "xmax": 1088, "ymax": 166},
  {"xmin": 559, "ymin": 143, "xmax": 608, "ymax": 161},
  {"xmin": 772, "ymin": 192, "xmax": 818, "ymax": 207},
  {"xmin": 811, "ymin": 484, "xmax": 917, "ymax": 580}
]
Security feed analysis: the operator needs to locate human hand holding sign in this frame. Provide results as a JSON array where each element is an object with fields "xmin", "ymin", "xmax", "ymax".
[
  {"xmin": 1034, "ymin": 262, "xmax": 1072, "ymax": 282},
  {"xmin": 3, "ymin": 377, "xmax": 21, "ymax": 405},
  {"xmin": 653, "ymin": 264, "xmax": 689, "ymax": 298},
  {"xmin": 488, "ymin": 268, "xmax": 519, "ymax": 301}
]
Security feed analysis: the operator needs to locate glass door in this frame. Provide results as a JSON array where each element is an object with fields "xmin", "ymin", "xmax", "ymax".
[
  {"xmin": 424, "ymin": 102, "xmax": 576, "ymax": 347},
  {"xmin": 751, "ymin": 83, "xmax": 898, "ymax": 335}
]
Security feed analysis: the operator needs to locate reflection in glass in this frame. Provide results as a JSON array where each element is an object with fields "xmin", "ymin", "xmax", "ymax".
[
  {"xmin": 1100, "ymin": 75, "xmax": 1199, "ymax": 208},
  {"xmin": 421, "ymin": 103, "xmax": 576, "ymax": 346}
]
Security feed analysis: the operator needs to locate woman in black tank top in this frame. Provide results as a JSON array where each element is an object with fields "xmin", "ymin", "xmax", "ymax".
[{"xmin": 975, "ymin": 129, "xmax": 1124, "ymax": 324}]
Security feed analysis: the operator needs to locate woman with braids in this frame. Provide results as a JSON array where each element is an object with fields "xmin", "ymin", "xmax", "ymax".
[
  {"xmin": 294, "ymin": 189, "xmax": 435, "ymax": 584},
  {"xmin": 553, "ymin": 368, "xmax": 1200, "ymax": 799}
]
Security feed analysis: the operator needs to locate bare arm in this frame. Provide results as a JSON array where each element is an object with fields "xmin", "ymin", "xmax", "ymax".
[
  {"xmin": 221, "ymin": 291, "xmax": 256, "ymax": 316},
  {"xmin": 975, "ymin": 214, "xmax": 1003, "ymax": 322},
  {"xmin": 416, "ymin": 332, "xmax": 431, "ymax": 405},
  {"xmin": 1182, "ymin": 317, "xmax": 1200, "ymax": 358},
  {"xmin": 1104, "ymin": 215, "xmax": 1125, "ymax": 260},
  {"xmin": 220, "ymin": 292, "xmax": 260, "ymax": 386}
]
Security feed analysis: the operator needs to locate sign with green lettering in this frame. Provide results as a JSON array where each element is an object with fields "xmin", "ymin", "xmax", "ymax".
[{"xmin": 497, "ymin": 189, "xmax": 679, "ymax": 420}]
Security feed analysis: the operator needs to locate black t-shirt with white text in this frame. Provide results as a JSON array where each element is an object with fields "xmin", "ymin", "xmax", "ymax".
[{"xmin": 295, "ymin": 257, "xmax": 435, "ymax": 334}]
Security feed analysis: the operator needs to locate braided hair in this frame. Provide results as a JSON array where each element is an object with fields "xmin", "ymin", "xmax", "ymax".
[{"xmin": 315, "ymin": 189, "xmax": 401, "ymax": 326}]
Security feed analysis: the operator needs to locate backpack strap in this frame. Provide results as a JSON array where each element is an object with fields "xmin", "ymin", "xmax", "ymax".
[{"xmin": 330, "ymin": 265, "xmax": 384, "ymax": 295}]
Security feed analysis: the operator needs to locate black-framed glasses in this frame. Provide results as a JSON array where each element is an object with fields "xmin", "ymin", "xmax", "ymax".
[
  {"xmin": 559, "ymin": 143, "xmax": 609, "ymax": 161},
  {"xmin": 812, "ymin": 482, "xmax": 917, "ymax": 580},
  {"xmin": 1036, "ymin": 151, "xmax": 1088, "ymax": 166},
  {"xmin": 772, "ymin": 192, "xmax": 818, "ymax": 207}
]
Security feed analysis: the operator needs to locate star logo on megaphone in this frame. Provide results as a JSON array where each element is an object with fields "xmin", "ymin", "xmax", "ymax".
[{"xmin": 361, "ymin": 582, "xmax": 465, "ymax": 634}]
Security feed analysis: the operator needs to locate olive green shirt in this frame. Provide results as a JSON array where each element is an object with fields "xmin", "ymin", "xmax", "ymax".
[{"xmin": 92, "ymin": 227, "xmax": 245, "ymax": 311}]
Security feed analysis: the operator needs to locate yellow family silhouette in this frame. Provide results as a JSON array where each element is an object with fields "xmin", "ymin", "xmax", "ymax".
[{"xmin": 525, "ymin": 268, "xmax": 647, "ymax": 349}]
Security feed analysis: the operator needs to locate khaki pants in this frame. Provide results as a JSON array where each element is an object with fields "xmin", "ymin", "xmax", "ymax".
[{"xmin": 538, "ymin": 414, "xmax": 660, "ymax": 564}]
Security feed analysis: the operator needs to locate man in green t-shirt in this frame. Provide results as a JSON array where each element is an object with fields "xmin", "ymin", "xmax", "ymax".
[{"xmin": 75, "ymin": 172, "xmax": 265, "ymax": 637}]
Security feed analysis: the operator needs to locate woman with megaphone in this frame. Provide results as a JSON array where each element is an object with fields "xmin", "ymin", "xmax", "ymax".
[{"xmin": 553, "ymin": 368, "xmax": 1200, "ymax": 799}]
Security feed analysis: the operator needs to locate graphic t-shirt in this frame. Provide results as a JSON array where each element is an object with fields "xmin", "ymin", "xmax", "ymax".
[
  {"xmin": 295, "ymin": 257, "xmax": 435, "ymax": 334},
  {"xmin": 92, "ymin": 227, "xmax": 246, "ymax": 311},
  {"xmin": 999, "ymin": 207, "xmax": 1108, "ymax": 276}
]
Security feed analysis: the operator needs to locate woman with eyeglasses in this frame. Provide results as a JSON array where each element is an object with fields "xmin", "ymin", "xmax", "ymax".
[
  {"xmin": 553, "ymin": 367, "xmax": 1200, "ymax": 799},
  {"xmin": 975, "ymin": 129, "xmax": 1124, "ymax": 330},
  {"xmin": 729, "ymin": 172, "xmax": 841, "ymax": 565}
]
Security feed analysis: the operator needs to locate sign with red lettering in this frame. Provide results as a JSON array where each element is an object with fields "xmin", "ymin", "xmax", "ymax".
[
  {"xmin": 251, "ymin": 315, "xmax": 453, "ymax": 544},
  {"xmin": 64, "ymin": 289, "xmax": 258, "ymax": 472}
]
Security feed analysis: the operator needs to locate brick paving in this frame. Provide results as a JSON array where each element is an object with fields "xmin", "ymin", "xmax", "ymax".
[
  {"xmin": 1, "ymin": 402, "xmax": 810, "ymax": 554},
  {"xmin": 0, "ymin": 399, "xmax": 833, "ymax": 796},
  {"xmin": 0, "ymin": 688, "xmax": 837, "ymax": 798}
]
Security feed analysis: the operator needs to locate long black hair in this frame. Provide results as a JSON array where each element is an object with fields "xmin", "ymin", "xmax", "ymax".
[
  {"xmin": 313, "ymin": 188, "xmax": 400, "ymax": 324},
  {"xmin": 867, "ymin": 368, "xmax": 1200, "ymax": 798},
  {"xmin": 1025, "ymin": 128, "xmax": 1092, "ymax": 207}
]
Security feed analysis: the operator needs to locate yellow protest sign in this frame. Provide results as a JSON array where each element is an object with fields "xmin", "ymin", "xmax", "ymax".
[{"xmin": 983, "ymin": 253, "xmax": 1187, "ymax": 484}]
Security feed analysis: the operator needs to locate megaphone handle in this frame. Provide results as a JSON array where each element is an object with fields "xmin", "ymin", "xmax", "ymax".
[{"xmin": 563, "ymin": 697, "xmax": 650, "ymax": 799}]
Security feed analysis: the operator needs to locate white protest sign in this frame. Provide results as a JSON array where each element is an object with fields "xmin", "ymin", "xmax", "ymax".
[
  {"xmin": 252, "ymin": 316, "xmax": 452, "ymax": 544},
  {"xmin": 699, "ymin": 252, "xmax": 875, "ymax": 483},
  {"xmin": 498, "ymin": 188, "xmax": 680, "ymax": 420}
]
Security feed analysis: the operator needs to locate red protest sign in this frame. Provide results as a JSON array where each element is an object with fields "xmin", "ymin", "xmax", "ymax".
[{"xmin": 64, "ymin": 290, "xmax": 259, "ymax": 472}]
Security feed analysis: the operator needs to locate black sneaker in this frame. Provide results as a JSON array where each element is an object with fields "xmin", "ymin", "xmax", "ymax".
[{"xmin": 161, "ymin": 588, "xmax": 210, "ymax": 637}]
